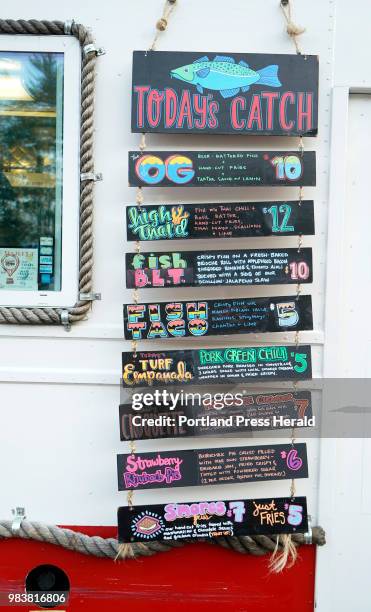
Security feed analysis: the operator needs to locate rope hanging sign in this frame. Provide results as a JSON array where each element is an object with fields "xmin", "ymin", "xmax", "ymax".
[
  {"xmin": 118, "ymin": 0, "xmax": 324, "ymax": 573},
  {"xmin": 0, "ymin": 0, "xmax": 326, "ymax": 573},
  {"xmin": 131, "ymin": 0, "xmax": 317, "ymax": 137}
]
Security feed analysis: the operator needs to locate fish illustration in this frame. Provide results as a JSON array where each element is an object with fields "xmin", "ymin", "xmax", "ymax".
[{"xmin": 170, "ymin": 55, "xmax": 281, "ymax": 99}]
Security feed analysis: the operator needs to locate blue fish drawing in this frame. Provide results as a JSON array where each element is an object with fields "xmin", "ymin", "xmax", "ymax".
[{"xmin": 170, "ymin": 55, "xmax": 282, "ymax": 98}]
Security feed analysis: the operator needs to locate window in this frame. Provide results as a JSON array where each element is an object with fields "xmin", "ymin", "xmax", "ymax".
[{"xmin": 0, "ymin": 36, "xmax": 80, "ymax": 307}]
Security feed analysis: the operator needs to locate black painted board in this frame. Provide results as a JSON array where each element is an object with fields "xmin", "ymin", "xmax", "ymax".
[
  {"xmin": 125, "ymin": 248, "xmax": 313, "ymax": 289},
  {"xmin": 117, "ymin": 443, "xmax": 308, "ymax": 490},
  {"xmin": 119, "ymin": 390, "xmax": 313, "ymax": 441},
  {"xmin": 131, "ymin": 50, "xmax": 318, "ymax": 136},
  {"xmin": 126, "ymin": 200, "xmax": 315, "ymax": 241},
  {"xmin": 123, "ymin": 295, "xmax": 313, "ymax": 340},
  {"xmin": 128, "ymin": 150, "xmax": 316, "ymax": 187},
  {"xmin": 121, "ymin": 345, "xmax": 312, "ymax": 388},
  {"xmin": 118, "ymin": 496, "xmax": 308, "ymax": 542}
]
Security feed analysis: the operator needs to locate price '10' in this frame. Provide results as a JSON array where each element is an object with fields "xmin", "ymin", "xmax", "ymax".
[
  {"xmin": 270, "ymin": 155, "xmax": 302, "ymax": 181},
  {"xmin": 289, "ymin": 261, "xmax": 310, "ymax": 280}
]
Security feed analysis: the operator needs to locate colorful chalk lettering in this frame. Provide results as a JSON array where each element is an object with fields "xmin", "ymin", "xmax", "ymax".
[
  {"xmin": 125, "ymin": 248, "xmax": 313, "ymax": 289},
  {"xmin": 123, "ymin": 295, "xmax": 313, "ymax": 340},
  {"xmin": 118, "ymin": 496, "xmax": 308, "ymax": 543},
  {"xmin": 116, "ymin": 443, "xmax": 309, "ymax": 491},
  {"xmin": 128, "ymin": 151, "xmax": 316, "ymax": 187},
  {"xmin": 121, "ymin": 345, "xmax": 312, "ymax": 388},
  {"xmin": 126, "ymin": 201, "xmax": 315, "ymax": 241},
  {"xmin": 131, "ymin": 51, "xmax": 318, "ymax": 136}
]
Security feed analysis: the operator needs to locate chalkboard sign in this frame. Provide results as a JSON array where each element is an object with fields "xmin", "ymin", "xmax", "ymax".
[
  {"xmin": 123, "ymin": 295, "xmax": 313, "ymax": 340},
  {"xmin": 118, "ymin": 495, "xmax": 308, "ymax": 543},
  {"xmin": 132, "ymin": 50, "xmax": 318, "ymax": 136},
  {"xmin": 121, "ymin": 345, "xmax": 312, "ymax": 388},
  {"xmin": 117, "ymin": 443, "xmax": 308, "ymax": 490},
  {"xmin": 126, "ymin": 248, "xmax": 313, "ymax": 289},
  {"xmin": 128, "ymin": 151, "xmax": 316, "ymax": 187},
  {"xmin": 126, "ymin": 201, "xmax": 315, "ymax": 241},
  {"xmin": 119, "ymin": 390, "xmax": 313, "ymax": 441}
]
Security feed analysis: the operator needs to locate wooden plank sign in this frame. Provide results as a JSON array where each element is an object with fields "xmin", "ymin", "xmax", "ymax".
[
  {"xmin": 121, "ymin": 345, "xmax": 312, "ymax": 388},
  {"xmin": 119, "ymin": 390, "xmax": 313, "ymax": 441},
  {"xmin": 131, "ymin": 51, "xmax": 318, "ymax": 136},
  {"xmin": 123, "ymin": 295, "xmax": 313, "ymax": 340},
  {"xmin": 118, "ymin": 496, "xmax": 308, "ymax": 543},
  {"xmin": 125, "ymin": 248, "xmax": 313, "ymax": 289},
  {"xmin": 128, "ymin": 150, "xmax": 316, "ymax": 187},
  {"xmin": 126, "ymin": 201, "xmax": 315, "ymax": 241},
  {"xmin": 116, "ymin": 443, "xmax": 309, "ymax": 490}
]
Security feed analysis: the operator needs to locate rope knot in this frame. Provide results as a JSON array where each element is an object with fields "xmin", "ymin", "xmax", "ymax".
[
  {"xmin": 286, "ymin": 21, "xmax": 305, "ymax": 36},
  {"xmin": 156, "ymin": 18, "xmax": 168, "ymax": 31},
  {"xmin": 280, "ymin": 0, "xmax": 306, "ymax": 53},
  {"xmin": 139, "ymin": 133, "xmax": 147, "ymax": 151}
]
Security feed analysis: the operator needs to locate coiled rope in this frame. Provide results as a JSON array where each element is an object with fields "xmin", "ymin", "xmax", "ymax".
[
  {"xmin": 0, "ymin": 520, "xmax": 325, "ymax": 562},
  {"xmin": 0, "ymin": 19, "xmax": 97, "ymax": 326}
]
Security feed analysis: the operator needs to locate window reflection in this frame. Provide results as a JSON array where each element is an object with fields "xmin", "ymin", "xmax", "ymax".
[{"xmin": 0, "ymin": 51, "xmax": 64, "ymax": 291}]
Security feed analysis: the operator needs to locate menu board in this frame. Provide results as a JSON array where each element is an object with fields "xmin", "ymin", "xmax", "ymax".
[
  {"xmin": 126, "ymin": 248, "xmax": 313, "ymax": 289},
  {"xmin": 132, "ymin": 50, "xmax": 318, "ymax": 136},
  {"xmin": 128, "ymin": 151, "xmax": 316, "ymax": 187},
  {"xmin": 123, "ymin": 295, "xmax": 313, "ymax": 340},
  {"xmin": 119, "ymin": 390, "xmax": 313, "ymax": 441},
  {"xmin": 126, "ymin": 201, "xmax": 315, "ymax": 241},
  {"xmin": 121, "ymin": 345, "xmax": 312, "ymax": 388},
  {"xmin": 118, "ymin": 496, "xmax": 308, "ymax": 543},
  {"xmin": 117, "ymin": 443, "xmax": 308, "ymax": 490}
]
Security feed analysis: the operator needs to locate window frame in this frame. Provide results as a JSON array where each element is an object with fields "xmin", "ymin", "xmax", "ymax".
[{"xmin": 0, "ymin": 34, "xmax": 81, "ymax": 308}]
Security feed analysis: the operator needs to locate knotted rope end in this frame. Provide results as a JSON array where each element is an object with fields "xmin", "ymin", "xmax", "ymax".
[
  {"xmin": 156, "ymin": 18, "xmax": 168, "ymax": 31},
  {"xmin": 280, "ymin": 0, "xmax": 306, "ymax": 53},
  {"xmin": 269, "ymin": 534, "xmax": 298, "ymax": 573},
  {"xmin": 116, "ymin": 543, "xmax": 136, "ymax": 561},
  {"xmin": 286, "ymin": 22, "xmax": 306, "ymax": 37},
  {"xmin": 312, "ymin": 526, "xmax": 326, "ymax": 546}
]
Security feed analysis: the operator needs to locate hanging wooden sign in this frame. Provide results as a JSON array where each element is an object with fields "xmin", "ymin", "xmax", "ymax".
[
  {"xmin": 131, "ymin": 51, "xmax": 318, "ymax": 136},
  {"xmin": 119, "ymin": 390, "xmax": 313, "ymax": 441},
  {"xmin": 121, "ymin": 345, "xmax": 312, "ymax": 388},
  {"xmin": 128, "ymin": 150, "xmax": 316, "ymax": 187},
  {"xmin": 126, "ymin": 248, "xmax": 313, "ymax": 289},
  {"xmin": 123, "ymin": 295, "xmax": 313, "ymax": 340},
  {"xmin": 126, "ymin": 200, "xmax": 315, "ymax": 241},
  {"xmin": 117, "ymin": 443, "xmax": 308, "ymax": 491},
  {"xmin": 118, "ymin": 495, "xmax": 308, "ymax": 543}
]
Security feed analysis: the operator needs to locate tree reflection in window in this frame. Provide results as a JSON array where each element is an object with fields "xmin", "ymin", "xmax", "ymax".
[{"xmin": 0, "ymin": 51, "xmax": 63, "ymax": 291}]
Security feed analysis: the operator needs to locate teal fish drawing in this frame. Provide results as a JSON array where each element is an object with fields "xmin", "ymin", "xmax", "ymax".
[{"xmin": 170, "ymin": 55, "xmax": 281, "ymax": 99}]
